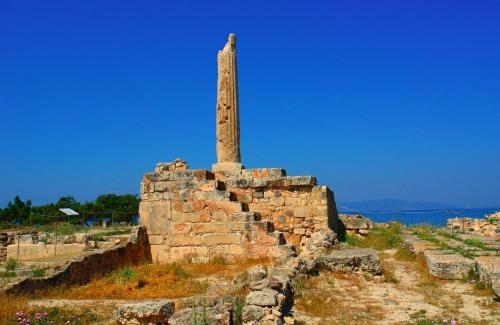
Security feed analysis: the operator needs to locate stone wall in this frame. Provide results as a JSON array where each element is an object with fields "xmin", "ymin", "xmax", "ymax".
[
  {"xmin": 7, "ymin": 243, "xmax": 87, "ymax": 261},
  {"xmin": 0, "ymin": 232, "xmax": 15, "ymax": 261},
  {"xmin": 140, "ymin": 160, "xmax": 338, "ymax": 263},
  {"xmin": 4, "ymin": 226, "xmax": 151, "ymax": 295}
]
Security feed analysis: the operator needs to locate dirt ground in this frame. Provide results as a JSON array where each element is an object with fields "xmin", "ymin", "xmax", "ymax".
[{"xmin": 293, "ymin": 249, "xmax": 499, "ymax": 325}]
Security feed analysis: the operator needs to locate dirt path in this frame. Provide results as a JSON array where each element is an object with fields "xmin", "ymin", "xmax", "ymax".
[{"xmin": 293, "ymin": 249, "xmax": 499, "ymax": 325}]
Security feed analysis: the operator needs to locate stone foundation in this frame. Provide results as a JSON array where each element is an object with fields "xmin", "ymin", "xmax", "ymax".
[
  {"xmin": 139, "ymin": 159, "xmax": 338, "ymax": 263},
  {"xmin": 4, "ymin": 227, "xmax": 151, "ymax": 295}
]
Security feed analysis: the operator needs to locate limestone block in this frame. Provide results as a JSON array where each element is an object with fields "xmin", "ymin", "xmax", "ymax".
[
  {"xmin": 155, "ymin": 159, "xmax": 189, "ymax": 172},
  {"xmin": 139, "ymin": 201, "xmax": 171, "ymax": 235},
  {"xmin": 194, "ymin": 190, "xmax": 230, "ymax": 201},
  {"xmin": 424, "ymin": 250, "xmax": 475, "ymax": 280},
  {"xmin": 475, "ymin": 256, "xmax": 500, "ymax": 286},
  {"xmin": 232, "ymin": 212, "xmax": 259, "ymax": 222},
  {"xmin": 282, "ymin": 176, "xmax": 317, "ymax": 187},
  {"xmin": 241, "ymin": 168, "xmax": 286, "ymax": 178},
  {"xmin": 171, "ymin": 212, "xmax": 204, "ymax": 223},
  {"xmin": 204, "ymin": 201, "xmax": 243, "ymax": 214},
  {"xmin": 319, "ymin": 248, "xmax": 382, "ymax": 275},
  {"xmin": 17, "ymin": 235, "xmax": 34, "ymax": 244},
  {"xmin": 294, "ymin": 207, "xmax": 311, "ymax": 219},
  {"xmin": 170, "ymin": 234, "xmax": 202, "ymax": 246},
  {"xmin": 170, "ymin": 246, "xmax": 209, "ymax": 262},
  {"xmin": 246, "ymin": 290, "xmax": 278, "ymax": 307},
  {"xmin": 114, "ymin": 300, "xmax": 175, "ymax": 325},
  {"xmin": 242, "ymin": 305, "xmax": 265, "ymax": 323},
  {"xmin": 171, "ymin": 223, "xmax": 191, "ymax": 234},
  {"xmin": 293, "ymin": 228, "xmax": 306, "ymax": 235},
  {"xmin": 202, "ymin": 233, "xmax": 241, "ymax": 246},
  {"xmin": 192, "ymin": 223, "xmax": 228, "ymax": 234},
  {"xmin": 209, "ymin": 244, "xmax": 245, "ymax": 256},
  {"xmin": 210, "ymin": 210, "xmax": 229, "ymax": 222},
  {"xmin": 284, "ymin": 197, "xmax": 301, "ymax": 206},
  {"xmin": 244, "ymin": 264, "xmax": 268, "ymax": 282},
  {"xmin": 269, "ymin": 197, "xmax": 285, "ymax": 207},
  {"xmin": 7, "ymin": 243, "xmax": 86, "ymax": 261},
  {"xmin": 148, "ymin": 235, "xmax": 165, "ymax": 245},
  {"xmin": 154, "ymin": 182, "xmax": 169, "ymax": 192},
  {"xmin": 212, "ymin": 162, "xmax": 243, "ymax": 173},
  {"xmin": 150, "ymin": 245, "xmax": 169, "ymax": 263},
  {"xmin": 253, "ymin": 191, "xmax": 264, "ymax": 199}
]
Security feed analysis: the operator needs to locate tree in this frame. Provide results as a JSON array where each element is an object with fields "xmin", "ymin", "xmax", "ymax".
[{"xmin": 1, "ymin": 196, "xmax": 32, "ymax": 223}]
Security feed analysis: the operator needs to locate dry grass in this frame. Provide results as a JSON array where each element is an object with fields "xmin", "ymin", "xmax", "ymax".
[
  {"xmin": 39, "ymin": 258, "xmax": 269, "ymax": 300},
  {"xmin": 294, "ymin": 272, "xmax": 385, "ymax": 324},
  {"xmin": 0, "ymin": 294, "xmax": 30, "ymax": 323},
  {"xmin": 0, "ymin": 295, "xmax": 101, "ymax": 325}
]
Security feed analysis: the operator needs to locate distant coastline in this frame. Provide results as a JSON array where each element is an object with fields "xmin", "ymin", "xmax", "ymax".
[{"xmin": 337, "ymin": 207, "xmax": 499, "ymax": 227}]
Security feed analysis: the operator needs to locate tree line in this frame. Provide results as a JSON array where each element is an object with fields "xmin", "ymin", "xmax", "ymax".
[{"xmin": 0, "ymin": 194, "xmax": 140, "ymax": 227}]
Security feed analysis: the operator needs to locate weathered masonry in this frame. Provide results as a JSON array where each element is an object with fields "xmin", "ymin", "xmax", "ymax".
[{"xmin": 139, "ymin": 34, "xmax": 339, "ymax": 263}]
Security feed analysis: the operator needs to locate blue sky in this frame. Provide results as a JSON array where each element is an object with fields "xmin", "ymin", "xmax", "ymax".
[{"xmin": 1, "ymin": 0, "xmax": 499, "ymax": 207}]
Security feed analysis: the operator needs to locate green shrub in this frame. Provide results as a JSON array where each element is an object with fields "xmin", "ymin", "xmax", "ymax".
[
  {"xmin": 463, "ymin": 239, "xmax": 494, "ymax": 250},
  {"xmin": 345, "ymin": 233, "xmax": 361, "ymax": 246},
  {"xmin": 0, "ymin": 271, "xmax": 16, "ymax": 278},
  {"xmin": 109, "ymin": 267, "xmax": 137, "ymax": 285},
  {"xmin": 32, "ymin": 267, "xmax": 45, "ymax": 277},
  {"xmin": 171, "ymin": 263, "xmax": 189, "ymax": 279},
  {"xmin": 5, "ymin": 258, "xmax": 17, "ymax": 271},
  {"xmin": 232, "ymin": 297, "xmax": 244, "ymax": 325},
  {"xmin": 395, "ymin": 247, "xmax": 415, "ymax": 261},
  {"xmin": 342, "ymin": 222, "xmax": 404, "ymax": 250}
]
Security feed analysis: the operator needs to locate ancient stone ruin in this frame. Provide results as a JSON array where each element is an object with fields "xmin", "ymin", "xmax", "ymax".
[{"xmin": 139, "ymin": 34, "xmax": 339, "ymax": 263}]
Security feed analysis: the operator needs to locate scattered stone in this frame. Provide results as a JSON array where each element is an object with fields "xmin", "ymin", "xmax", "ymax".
[
  {"xmin": 113, "ymin": 300, "xmax": 174, "ymax": 324},
  {"xmin": 242, "ymin": 305, "xmax": 266, "ymax": 323},
  {"xmin": 245, "ymin": 265, "xmax": 268, "ymax": 282},
  {"xmin": 301, "ymin": 229, "xmax": 337, "ymax": 257}
]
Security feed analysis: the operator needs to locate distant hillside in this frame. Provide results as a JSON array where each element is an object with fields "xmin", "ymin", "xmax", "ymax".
[{"xmin": 337, "ymin": 199, "xmax": 459, "ymax": 212}]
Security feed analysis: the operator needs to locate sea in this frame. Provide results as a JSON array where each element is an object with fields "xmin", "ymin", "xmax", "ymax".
[{"xmin": 339, "ymin": 208, "xmax": 499, "ymax": 227}]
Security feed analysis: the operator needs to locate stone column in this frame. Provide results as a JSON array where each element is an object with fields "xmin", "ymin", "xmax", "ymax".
[{"xmin": 213, "ymin": 34, "xmax": 243, "ymax": 173}]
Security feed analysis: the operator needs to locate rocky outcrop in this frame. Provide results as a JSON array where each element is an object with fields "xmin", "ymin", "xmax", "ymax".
[{"xmin": 447, "ymin": 215, "xmax": 499, "ymax": 239}]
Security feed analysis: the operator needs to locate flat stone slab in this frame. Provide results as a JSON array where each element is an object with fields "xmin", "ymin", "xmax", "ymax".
[
  {"xmin": 424, "ymin": 250, "xmax": 475, "ymax": 280},
  {"xmin": 319, "ymin": 248, "xmax": 382, "ymax": 275},
  {"xmin": 114, "ymin": 300, "xmax": 175, "ymax": 324}
]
